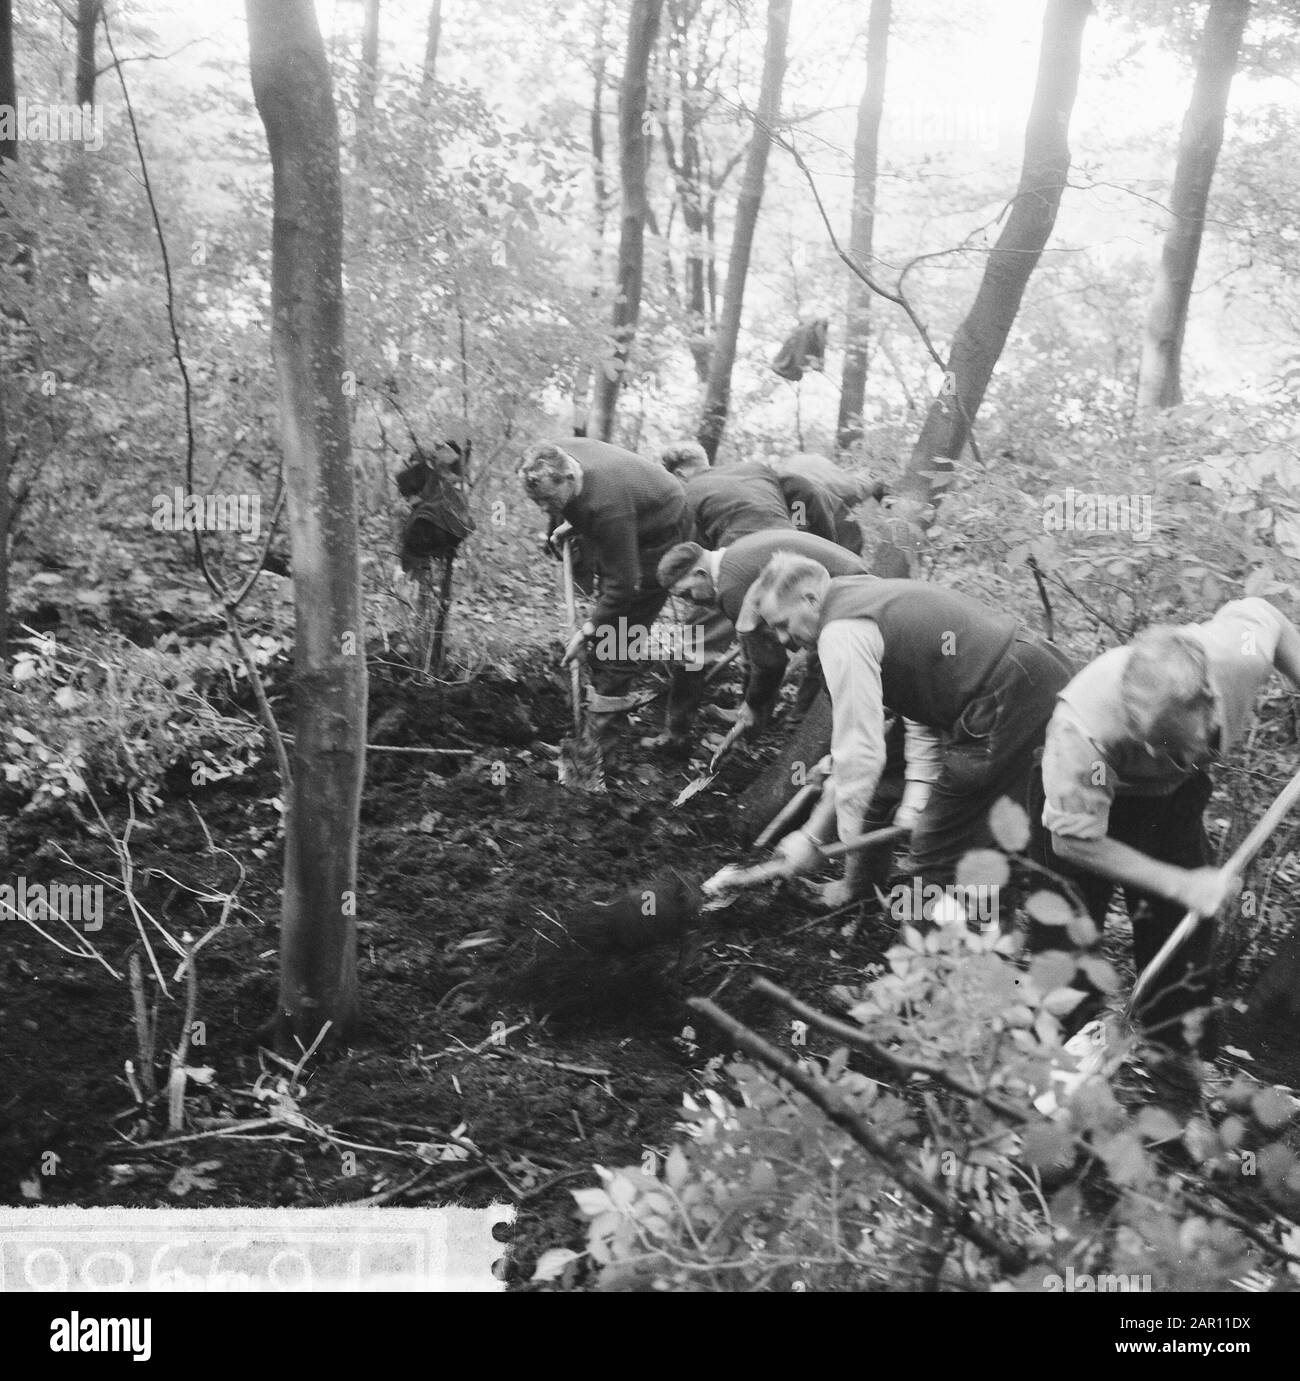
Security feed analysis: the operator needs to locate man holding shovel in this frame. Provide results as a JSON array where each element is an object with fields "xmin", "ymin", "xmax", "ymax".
[
  {"xmin": 518, "ymin": 440, "xmax": 688, "ymax": 766},
  {"xmin": 1039, "ymin": 597, "xmax": 1300, "ymax": 1064},
  {"xmin": 741, "ymin": 556, "xmax": 1075, "ymax": 909}
]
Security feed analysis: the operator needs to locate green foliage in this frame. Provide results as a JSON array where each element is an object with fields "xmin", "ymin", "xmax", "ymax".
[
  {"xmin": 548, "ymin": 813, "xmax": 1300, "ymax": 1292},
  {"xmin": 1, "ymin": 630, "xmax": 264, "ymax": 813}
]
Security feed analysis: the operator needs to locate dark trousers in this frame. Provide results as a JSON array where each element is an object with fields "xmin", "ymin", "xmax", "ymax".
[
  {"xmin": 908, "ymin": 633, "xmax": 1076, "ymax": 880},
  {"xmin": 587, "ymin": 531, "xmax": 686, "ymax": 701},
  {"xmin": 1034, "ymin": 771, "xmax": 1215, "ymax": 1055}
]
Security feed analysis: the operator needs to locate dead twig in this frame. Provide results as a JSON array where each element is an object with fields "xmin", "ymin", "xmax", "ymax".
[{"xmin": 687, "ymin": 996, "xmax": 1029, "ymax": 1274}]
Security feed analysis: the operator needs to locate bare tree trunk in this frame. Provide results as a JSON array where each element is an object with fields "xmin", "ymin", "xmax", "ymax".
[
  {"xmin": 661, "ymin": 0, "xmax": 713, "ymax": 381},
  {"xmin": 1136, "ymin": 0, "xmax": 1248, "ymax": 412},
  {"xmin": 591, "ymin": 0, "xmax": 609, "ymax": 243},
  {"xmin": 75, "ymin": 0, "xmax": 101, "ymax": 106},
  {"xmin": 247, "ymin": 0, "xmax": 366, "ymax": 1047},
  {"xmin": 358, "ymin": 0, "xmax": 380, "ymax": 134},
  {"xmin": 420, "ymin": 0, "xmax": 441, "ymax": 99},
  {"xmin": 872, "ymin": 0, "xmax": 1090, "ymax": 577},
  {"xmin": 836, "ymin": 0, "xmax": 890, "ymax": 453},
  {"xmin": 696, "ymin": 0, "xmax": 790, "ymax": 463},
  {"xmin": 573, "ymin": 0, "xmax": 609, "ymax": 435},
  {"xmin": 589, "ymin": 0, "xmax": 663, "ymax": 443},
  {"xmin": 0, "ymin": 0, "xmax": 20, "ymax": 666}
]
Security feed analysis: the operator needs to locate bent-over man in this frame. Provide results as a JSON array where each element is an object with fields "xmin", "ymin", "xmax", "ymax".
[
  {"xmin": 518, "ymin": 438, "xmax": 687, "ymax": 754},
  {"xmin": 744, "ymin": 556, "xmax": 1075, "ymax": 907},
  {"xmin": 1039, "ymin": 597, "xmax": 1300, "ymax": 1060}
]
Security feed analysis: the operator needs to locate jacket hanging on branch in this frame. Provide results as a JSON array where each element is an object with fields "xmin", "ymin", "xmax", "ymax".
[
  {"xmin": 772, "ymin": 317, "xmax": 829, "ymax": 381},
  {"xmin": 398, "ymin": 443, "xmax": 475, "ymax": 574}
]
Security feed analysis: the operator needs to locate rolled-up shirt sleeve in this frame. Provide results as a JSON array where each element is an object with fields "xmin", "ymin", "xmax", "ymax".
[
  {"xmin": 902, "ymin": 720, "xmax": 943, "ymax": 784},
  {"xmin": 1041, "ymin": 704, "xmax": 1116, "ymax": 841},
  {"xmin": 818, "ymin": 618, "xmax": 890, "ymax": 845}
]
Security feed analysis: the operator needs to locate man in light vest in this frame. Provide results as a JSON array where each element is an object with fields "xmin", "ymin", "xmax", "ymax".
[{"xmin": 1039, "ymin": 597, "xmax": 1300, "ymax": 1060}]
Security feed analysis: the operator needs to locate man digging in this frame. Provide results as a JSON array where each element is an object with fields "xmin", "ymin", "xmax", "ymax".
[
  {"xmin": 741, "ymin": 555, "xmax": 1075, "ymax": 911},
  {"xmin": 518, "ymin": 439, "xmax": 688, "ymax": 769},
  {"xmin": 1038, "ymin": 597, "xmax": 1300, "ymax": 1086}
]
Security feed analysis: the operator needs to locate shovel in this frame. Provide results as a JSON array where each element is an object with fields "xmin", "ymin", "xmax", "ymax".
[
  {"xmin": 672, "ymin": 719, "xmax": 746, "ymax": 806},
  {"xmin": 557, "ymin": 539, "xmax": 605, "ymax": 792},
  {"xmin": 701, "ymin": 824, "xmax": 909, "ymax": 905},
  {"xmin": 1128, "ymin": 762, "xmax": 1300, "ymax": 1016}
]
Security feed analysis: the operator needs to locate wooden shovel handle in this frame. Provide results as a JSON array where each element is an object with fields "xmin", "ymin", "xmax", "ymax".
[
  {"xmin": 1129, "ymin": 763, "xmax": 1300, "ymax": 1013},
  {"xmin": 818, "ymin": 824, "xmax": 910, "ymax": 861}
]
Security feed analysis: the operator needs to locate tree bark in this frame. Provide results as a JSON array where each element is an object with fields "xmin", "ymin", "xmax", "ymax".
[
  {"xmin": 247, "ymin": 0, "xmax": 367, "ymax": 1047},
  {"xmin": 872, "ymin": 0, "xmax": 1090, "ymax": 576},
  {"xmin": 660, "ymin": 0, "xmax": 714, "ymax": 380},
  {"xmin": 836, "ymin": 0, "xmax": 890, "ymax": 453},
  {"xmin": 589, "ymin": 0, "xmax": 663, "ymax": 443},
  {"xmin": 696, "ymin": 0, "xmax": 791, "ymax": 463},
  {"xmin": 420, "ymin": 0, "xmax": 441, "ymax": 100},
  {"xmin": 358, "ymin": 0, "xmax": 380, "ymax": 135},
  {"xmin": 1136, "ymin": 0, "xmax": 1249, "ymax": 412},
  {"xmin": 0, "ymin": 0, "xmax": 18, "ymax": 666},
  {"xmin": 75, "ymin": 0, "xmax": 101, "ymax": 106}
]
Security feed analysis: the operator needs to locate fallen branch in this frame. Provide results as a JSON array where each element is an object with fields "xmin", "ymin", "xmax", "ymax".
[
  {"xmin": 750, "ymin": 978, "xmax": 1031, "ymax": 1126},
  {"xmin": 687, "ymin": 996, "xmax": 1029, "ymax": 1275}
]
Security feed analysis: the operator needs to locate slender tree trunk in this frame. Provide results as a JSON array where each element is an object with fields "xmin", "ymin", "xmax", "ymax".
[
  {"xmin": 0, "ymin": 0, "xmax": 20, "ymax": 667},
  {"xmin": 696, "ymin": 0, "xmax": 790, "ymax": 463},
  {"xmin": 836, "ymin": 0, "xmax": 890, "ymax": 453},
  {"xmin": 75, "ymin": 0, "xmax": 101, "ymax": 106},
  {"xmin": 1136, "ymin": 0, "xmax": 1249, "ymax": 412},
  {"xmin": 358, "ymin": 0, "xmax": 380, "ymax": 134},
  {"xmin": 872, "ymin": 0, "xmax": 1090, "ymax": 576},
  {"xmin": 589, "ymin": 0, "xmax": 663, "ymax": 443},
  {"xmin": 247, "ymin": 0, "xmax": 367, "ymax": 1047},
  {"xmin": 420, "ymin": 0, "xmax": 441, "ymax": 99},
  {"xmin": 573, "ymin": 0, "xmax": 610, "ymax": 436}
]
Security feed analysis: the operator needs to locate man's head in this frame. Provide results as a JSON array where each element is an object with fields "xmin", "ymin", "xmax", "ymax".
[
  {"xmin": 658, "ymin": 542, "xmax": 718, "ymax": 608},
  {"xmin": 738, "ymin": 552, "xmax": 831, "ymax": 649},
  {"xmin": 1121, "ymin": 628, "xmax": 1219, "ymax": 772},
  {"xmin": 661, "ymin": 441, "xmax": 710, "ymax": 483},
  {"xmin": 517, "ymin": 443, "xmax": 581, "ymax": 516}
]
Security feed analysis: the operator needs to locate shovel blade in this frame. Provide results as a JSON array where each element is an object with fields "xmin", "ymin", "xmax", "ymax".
[
  {"xmin": 559, "ymin": 735, "xmax": 606, "ymax": 792},
  {"xmin": 672, "ymin": 772, "xmax": 715, "ymax": 807}
]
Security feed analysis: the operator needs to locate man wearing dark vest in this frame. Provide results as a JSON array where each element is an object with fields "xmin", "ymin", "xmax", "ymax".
[
  {"xmin": 742, "ymin": 554, "xmax": 1075, "ymax": 906},
  {"xmin": 518, "ymin": 438, "xmax": 688, "ymax": 753},
  {"xmin": 655, "ymin": 530, "xmax": 869, "ymax": 746}
]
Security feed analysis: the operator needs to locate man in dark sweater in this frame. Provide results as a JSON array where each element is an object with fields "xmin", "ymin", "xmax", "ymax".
[
  {"xmin": 769, "ymin": 453, "xmax": 888, "ymax": 557},
  {"xmin": 518, "ymin": 439, "xmax": 688, "ymax": 751},
  {"xmin": 660, "ymin": 442, "xmax": 841, "ymax": 550},
  {"xmin": 742, "ymin": 555, "xmax": 1075, "ymax": 908},
  {"xmin": 656, "ymin": 530, "xmax": 868, "ymax": 744}
]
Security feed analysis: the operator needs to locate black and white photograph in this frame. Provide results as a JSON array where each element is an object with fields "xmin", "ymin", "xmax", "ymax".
[{"xmin": 1, "ymin": 0, "xmax": 1299, "ymax": 1327}]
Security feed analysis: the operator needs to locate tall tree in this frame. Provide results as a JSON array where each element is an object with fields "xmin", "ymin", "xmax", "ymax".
[
  {"xmin": 571, "ymin": 0, "xmax": 610, "ymax": 435},
  {"xmin": 75, "ymin": 0, "xmax": 101, "ymax": 106},
  {"xmin": 1136, "ymin": 0, "xmax": 1250, "ymax": 412},
  {"xmin": 836, "ymin": 0, "xmax": 890, "ymax": 452},
  {"xmin": 358, "ymin": 0, "xmax": 381, "ymax": 134},
  {"xmin": 420, "ymin": 0, "xmax": 442, "ymax": 99},
  {"xmin": 247, "ymin": 0, "xmax": 367, "ymax": 1046},
  {"xmin": 0, "ymin": 0, "xmax": 20, "ymax": 667},
  {"xmin": 873, "ymin": 0, "xmax": 1091, "ymax": 576},
  {"xmin": 589, "ymin": 0, "xmax": 663, "ymax": 443},
  {"xmin": 696, "ymin": 0, "xmax": 790, "ymax": 463}
]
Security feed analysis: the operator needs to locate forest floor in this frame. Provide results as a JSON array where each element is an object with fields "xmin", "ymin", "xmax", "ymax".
[
  {"xmin": 0, "ymin": 651, "xmax": 902, "ymax": 1286},
  {"xmin": 4, "ymin": 637, "xmax": 1300, "ymax": 1290}
]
